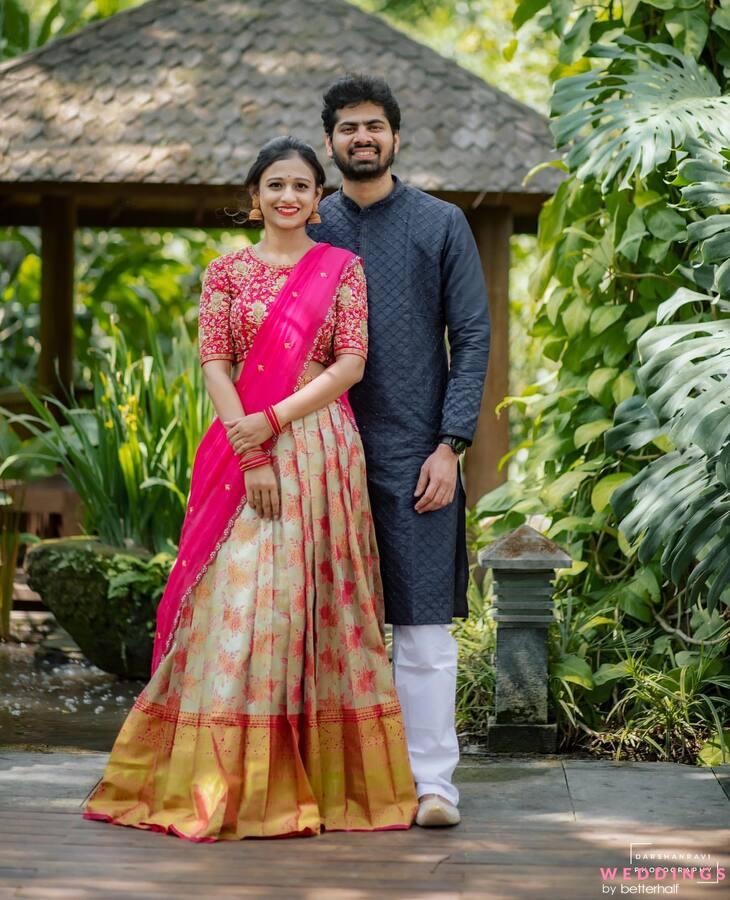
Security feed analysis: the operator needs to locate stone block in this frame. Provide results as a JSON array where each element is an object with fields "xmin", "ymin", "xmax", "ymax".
[
  {"xmin": 494, "ymin": 626, "xmax": 549, "ymax": 724},
  {"xmin": 487, "ymin": 721, "xmax": 558, "ymax": 754}
]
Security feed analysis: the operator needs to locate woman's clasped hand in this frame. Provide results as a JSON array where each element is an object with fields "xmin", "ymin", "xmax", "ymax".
[
  {"xmin": 243, "ymin": 459, "xmax": 280, "ymax": 520},
  {"xmin": 224, "ymin": 412, "xmax": 274, "ymax": 454},
  {"xmin": 224, "ymin": 414, "xmax": 280, "ymax": 519}
]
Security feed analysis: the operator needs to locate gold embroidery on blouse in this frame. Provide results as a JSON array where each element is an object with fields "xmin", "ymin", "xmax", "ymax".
[
  {"xmin": 250, "ymin": 300, "xmax": 267, "ymax": 324},
  {"xmin": 338, "ymin": 285, "xmax": 353, "ymax": 308},
  {"xmin": 201, "ymin": 251, "xmax": 367, "ymax": 373},
  {"xmin": 208, "ymin": 291, "xmax": 227, "ymax": 314}
]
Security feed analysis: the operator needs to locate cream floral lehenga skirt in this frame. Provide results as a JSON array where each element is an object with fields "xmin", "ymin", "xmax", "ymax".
[{"xmin": 84, "ymin": 399, "xmax": 417, "ymax": 841}]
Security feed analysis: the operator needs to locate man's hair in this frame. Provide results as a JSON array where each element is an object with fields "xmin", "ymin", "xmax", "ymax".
[{"xmin": 321, "ymin": 74, "xmax": 401, "ymax": 137}]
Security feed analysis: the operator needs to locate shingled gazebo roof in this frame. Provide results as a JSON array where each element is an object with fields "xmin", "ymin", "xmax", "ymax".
[
  {"xmin": 0, "ymin": 0, "xmax": 558, "ymax": 228},
  {"xmin": 0, "ymin": 0, "xmax": 559, "ymax": 502}
]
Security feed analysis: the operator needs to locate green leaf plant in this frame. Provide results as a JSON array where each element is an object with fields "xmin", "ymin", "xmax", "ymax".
[
  {"xmin": 472, "ymin": 2, "xmax": 730, "ymax": 762},
  {"xmin": 2, "ymin": 316, "xmax": 211, "ymax": 554}
]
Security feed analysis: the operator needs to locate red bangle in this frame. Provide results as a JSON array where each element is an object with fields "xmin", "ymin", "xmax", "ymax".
[
  {"xmin": 241, "ymin": 446, "xmax": 268, "ymax": 459},
  {"xmin": 263, "ymin": 405, "xmax": 283, "ymax": 436},
  {"xmin": 238, "ymin": 450, "xmax": 271, "ymax": 472}
]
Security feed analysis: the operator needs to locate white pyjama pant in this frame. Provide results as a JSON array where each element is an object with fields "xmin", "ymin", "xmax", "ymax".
[{"xmin": 391, "ymin": 623, "xmax": 460, "ymax": 806}]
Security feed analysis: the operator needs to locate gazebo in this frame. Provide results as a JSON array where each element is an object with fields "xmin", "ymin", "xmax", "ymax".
[{"xmin": 0, "ymin": 0, "xmax": 559, "ymax": 504}]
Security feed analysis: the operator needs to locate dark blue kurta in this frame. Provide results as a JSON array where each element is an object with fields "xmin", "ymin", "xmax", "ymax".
[{"xmin": 310, "ymin": 176, "xmax": 490, "ymax": 624}]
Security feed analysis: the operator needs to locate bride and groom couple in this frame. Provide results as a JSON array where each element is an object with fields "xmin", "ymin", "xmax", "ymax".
[{"xmin": 84, "ymin": 74, "xmax": 490, "ymax": 840}]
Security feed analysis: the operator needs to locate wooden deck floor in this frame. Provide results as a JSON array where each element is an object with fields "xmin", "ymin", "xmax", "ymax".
[{"xmin": 1, "ymin": 754, "xmax": 729, "ymax": 899}]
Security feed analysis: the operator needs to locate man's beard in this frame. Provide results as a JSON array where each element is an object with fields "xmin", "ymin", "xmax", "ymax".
[{"xmin": 331, "ymin": 144, "xmax": 395, "ymax": 182}]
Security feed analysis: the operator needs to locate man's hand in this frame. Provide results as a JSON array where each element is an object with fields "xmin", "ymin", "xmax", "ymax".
[
  {"xmin": 223, "ymin": 413, "xmax": 273, "ymax": 455},
  {"xmin": 245, "ymin": 464, "xmax": 280, "ymax": 519},
  {"xmin": 414, "ymin": 444, "xmax": 459, "ymax": 513}
]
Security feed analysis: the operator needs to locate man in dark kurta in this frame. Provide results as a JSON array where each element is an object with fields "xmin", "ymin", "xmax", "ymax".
[{"xmin": 310, "ymin": 75, "xmax": 490, "ymax": 826}]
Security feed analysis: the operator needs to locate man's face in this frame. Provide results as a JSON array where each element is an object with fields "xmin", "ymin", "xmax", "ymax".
[{"xmin": 325, "ymin": 101, "xmax": 400, "ymax": 182}]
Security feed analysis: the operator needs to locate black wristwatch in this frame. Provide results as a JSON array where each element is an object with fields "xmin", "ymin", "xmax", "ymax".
[{"xmin": 439, "ymin": 435, "xmax": 469, "ymax": 456}]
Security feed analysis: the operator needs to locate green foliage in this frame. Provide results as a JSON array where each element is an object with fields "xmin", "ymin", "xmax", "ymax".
[
  {"xmin": 0, "ymin": 228, "xmax": 41, "ymax": 389},
  {"xmin": 0, "ymin": 0, "xmax": 144, "ymax": 59},
  {"xmin": 107, "ymin": 550, "xmax": 173, "ymax": 612},
  {"xmin": 471, "ymin": 1, "xmax": 730, "ymax": 761},
  {"xmin": 0, "ymin": 0, "xmax": 30, "ymax": 57},
  {"xmin": 356, "ymin": 0, "xmax": 558, "ymax": 111},
  {"xmin": 0, "ymin": 228, "xmax": 248, "ymax": 391},
  {"xmin": 608, "ymin": 147, "xmax": 730, "ymax": 613},
  {"xmin": 699, "ymin": 728, "xmax": 730, "ymax": 765},
  {"xmin": 25, "ymin": 537, "xmax": 169, "ymax": 677},
  {"xmin": 551, "ymin": 38, "xmax": 730, "ymax": 190},
  {"xmin": 600, "ymin": 656, "xmax": 730, "ymax": 764},
  {"xmin": 3, "ymin": 319, "xmax": 211, "ymax": 553},
  {"xmin": 453, "ymin": 550, "xmax": 496, "ymax": 739}
]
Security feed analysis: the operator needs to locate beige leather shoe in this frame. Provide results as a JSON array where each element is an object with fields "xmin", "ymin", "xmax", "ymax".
[{"xmin": 415, "ymin": 793, "xmax": 461, "ymax": 827}]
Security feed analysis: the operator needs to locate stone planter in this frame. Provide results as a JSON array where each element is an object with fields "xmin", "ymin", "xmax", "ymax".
[{"xmin": 25, "ymin": 537, "xmax": 162, "ymax": 678}]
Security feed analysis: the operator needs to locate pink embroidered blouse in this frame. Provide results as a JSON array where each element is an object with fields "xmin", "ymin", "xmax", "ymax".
[{"xmin": 198, "ymin": 245, "xmax": 368, "ymax": 368}]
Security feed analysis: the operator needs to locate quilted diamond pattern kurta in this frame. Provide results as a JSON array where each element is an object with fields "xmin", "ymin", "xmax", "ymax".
[{"xmin": 310, "ymin": 177, "xmax": 490, "ymax": 624}]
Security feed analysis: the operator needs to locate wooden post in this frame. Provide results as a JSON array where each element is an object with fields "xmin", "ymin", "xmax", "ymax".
[
  {"xmin": 464, "ymin": 206, "xmax": 512, "ymax": 508},
  {"xmin": 39, "ymin": 195, "xmax": 76, "ymax": 392}
]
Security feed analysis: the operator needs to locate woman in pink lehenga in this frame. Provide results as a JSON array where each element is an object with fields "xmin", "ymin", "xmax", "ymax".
[{"xmin": 83, "ymin": 137, "xmax": 417, "ymax": 841}]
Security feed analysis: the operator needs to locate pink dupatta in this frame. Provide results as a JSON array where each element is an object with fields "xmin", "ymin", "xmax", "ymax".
[{"xmin": 151, "ymin": 242, "xmax": 356, "ymax": 673}]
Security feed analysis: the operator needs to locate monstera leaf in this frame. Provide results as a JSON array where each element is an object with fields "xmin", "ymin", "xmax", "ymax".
[
  {"xmin": 606, "ymin": 123, "xmax": 730, "ymax": 612},
  {"xmin": 677, "ymin": 140, "xmax": 730, "ymax": 295},
  {"xmin": 608, "ymin": 289, "xmax": 730, "ymax": 611},
  {"xmin": 551, "ymin": 37, "xmax": 730, "ymax": 191}
]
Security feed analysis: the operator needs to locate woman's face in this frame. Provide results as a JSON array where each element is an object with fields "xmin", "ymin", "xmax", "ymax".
[{"xmin": 253, "ymin": 155, "xmax": 322, "ymax": 231}]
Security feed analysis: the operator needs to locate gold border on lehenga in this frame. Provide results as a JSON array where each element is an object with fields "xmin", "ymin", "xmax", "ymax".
[{"xmin": 135, "ymin": 696, "xmax": 404, "ymax": 727}]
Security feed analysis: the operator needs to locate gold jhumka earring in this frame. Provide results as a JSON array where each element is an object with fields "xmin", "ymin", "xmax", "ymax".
[
  {"xmin": 248, "ymin": 197, "xmax": 263, "ymax": 223},
  {"xmin": 307, "ymin": 205, "xmax": 321, "ymax": 225}
]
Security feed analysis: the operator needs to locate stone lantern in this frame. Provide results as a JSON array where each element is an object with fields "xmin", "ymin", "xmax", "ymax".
[{"xmin": 477, "ymin": 524, "xmax": 571, "ymax": 753}]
